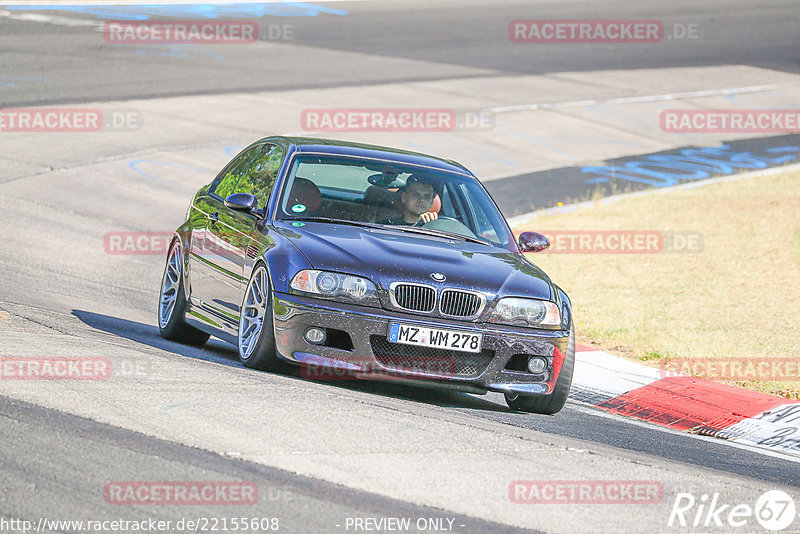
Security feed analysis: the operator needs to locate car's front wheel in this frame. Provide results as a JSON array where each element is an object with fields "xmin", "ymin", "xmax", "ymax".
[
  {"xmin": 157, "ymin": 240, "xmax": 210, "ymax": 346},
  {"xmin": 238, "ymin": 264, "xmax": 280, "ymax": 371},
  {"xmin": 505, "ymin": 324, "xmax": 575, "ymax": 415}
]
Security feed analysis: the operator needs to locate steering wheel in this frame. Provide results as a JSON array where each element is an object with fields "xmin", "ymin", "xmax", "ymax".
[{"xmin": 415, "ymin": 216, "xmax": 459, "ymax": 227}]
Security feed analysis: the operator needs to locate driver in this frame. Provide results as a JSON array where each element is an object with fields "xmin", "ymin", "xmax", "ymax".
[{"xmin": 381, "ymin": 176, "xmax": 439, "ymax": 226}]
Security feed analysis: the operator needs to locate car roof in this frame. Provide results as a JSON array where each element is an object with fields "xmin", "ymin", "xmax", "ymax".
[{"xmin": 261, "ymin": 136, "xmax": 474, "ymax": 177}]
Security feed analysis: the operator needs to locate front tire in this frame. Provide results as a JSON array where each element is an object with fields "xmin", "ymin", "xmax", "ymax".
[
  {"xmin": 157, "ymin": 240, "xmax": 210, "ymax": 346},
  {"xmin": 505, "ymin": 324, "xmax": 575, "ymax": 415},
  {"xmin": 238, "ymin": 264, "xmax": 279, "ymax": 371}
]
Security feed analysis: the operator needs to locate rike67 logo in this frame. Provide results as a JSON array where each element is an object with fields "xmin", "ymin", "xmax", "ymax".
[{"xmin": 668, "ymin": 490, "xmax": 797, "ymax": 531}]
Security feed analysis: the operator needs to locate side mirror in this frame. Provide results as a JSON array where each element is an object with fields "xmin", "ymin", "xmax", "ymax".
[
  {"xmin": 518, "ymin": 231, "xmax": 550, "ymax": 253},
  {"xmin": 224, "ymin": 193, "xmax": 258, "ymax": 213}
]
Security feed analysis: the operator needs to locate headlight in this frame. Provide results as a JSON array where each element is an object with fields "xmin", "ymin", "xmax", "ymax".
[
  {"xmin": 488, "ymin": 297, "xmax": 561, "ymax": 327},
  {"xmin": 290, "ymin": 270, "xmax": 380, "ymax": 307}
]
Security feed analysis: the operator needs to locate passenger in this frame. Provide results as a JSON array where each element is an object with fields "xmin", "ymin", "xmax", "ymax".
[
  {"xmin": 286, "ymin": 177, "xmax": 322, "ymax": 215},
  {"xmin": 381, "ymin": 176, "xmax": 439, "ymax": 226}
]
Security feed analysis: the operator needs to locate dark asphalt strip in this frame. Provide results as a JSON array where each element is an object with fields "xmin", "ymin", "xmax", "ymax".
[
  {"xmin": 485, "ymin": 133, "xmax": 800, "ymax": 217},
  {"xmin": 3, "ymin": 1, "xmax": 800, "ymax": 107},
  {"xmin": 0, "ymin": 394, "xmax": 536, "ymax": 534}
]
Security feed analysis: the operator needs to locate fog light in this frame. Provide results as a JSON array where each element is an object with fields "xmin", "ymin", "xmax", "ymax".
[
  {"xmin": 527, "ymin": 356, "xmax": 548, "ymax": 374},
  {"xmin": 304, "ymin": 327, "xmax": 326, "ymax": 344}
]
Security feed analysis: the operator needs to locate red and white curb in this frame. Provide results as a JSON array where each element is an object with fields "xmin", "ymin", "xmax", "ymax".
[{"xmin": 572, "ymin": 345, "xmax": 800, "ymax": 457}]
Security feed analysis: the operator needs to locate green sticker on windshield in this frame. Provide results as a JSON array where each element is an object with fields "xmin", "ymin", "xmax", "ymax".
[
  {"xmin": 291, "ymin": 222, "xmax": 305, "ymax": 227},
  {"xmin": 291, "ymin": 204, "xmax": 306, "ymax": 213}
]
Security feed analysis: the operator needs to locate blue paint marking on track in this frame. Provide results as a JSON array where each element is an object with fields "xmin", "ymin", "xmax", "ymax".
[
  {"xmin": 224, "ymin": 145, "xmax": 245, "ymax": 157},
  {"xmin": 726, "ymin": 90, "xmax": 790, "ymax": 108},
  {"xmin": 481, "ymin": 134, "xmax": 800, "ymax": 216},
  {"xmin": 0, "ymin": 75, "xmax": 52, "ymax": 81},
  {"xmin": 580, "ymin": 144, "xmax": 800, "ymax": 187},
  {"xmin": 4, "ymin": 3, "xmax": 348, "ymax": 20},
  {"xmin": 131, "ymin": 46, "xmax": 226, "ymax": 60},
  {"xmin": 0, "ymin": 75, "xmax": 52, "ymax": 87},
  {"xmin": 128, "ymin": 159, "xmax": 207, "ymax": 184}
]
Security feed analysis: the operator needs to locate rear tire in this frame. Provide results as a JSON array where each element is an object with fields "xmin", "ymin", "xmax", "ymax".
[
  {"xmin": 157, "ymin": 240, "xmax": 210, "ymax": 346},
  {"xmin": 238, "ymin": 264, "xmax": 280, "ymax": 371},
  {"xmin": 505, "ymin": 324, "xmax": 575, "ymax": 415}
]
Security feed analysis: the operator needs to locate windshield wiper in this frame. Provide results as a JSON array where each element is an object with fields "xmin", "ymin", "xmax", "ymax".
[
  {"xmin": 284, "ymin": 217, "xmax": 491, "ymax": 245},
  {"xmin": 286, "ymin": 217, "xmax": 386, "ymax": 229},
  {"xmin": 382, "ymin": 224, "xmax": 490, "ymax": 245}
]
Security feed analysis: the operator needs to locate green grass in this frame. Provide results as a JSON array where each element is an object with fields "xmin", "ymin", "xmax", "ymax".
[{"xmin": 514, "ymin": 168, "xmax": 800, "ymax": 399}]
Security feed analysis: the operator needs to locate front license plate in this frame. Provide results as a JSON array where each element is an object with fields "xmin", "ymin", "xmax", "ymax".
[{"xmin": 388, "ymin": 323, "xmax": 483, "ymax": 353}]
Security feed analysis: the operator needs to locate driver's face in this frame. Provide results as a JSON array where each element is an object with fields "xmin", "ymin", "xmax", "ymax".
[{"xmin": 401, "ymin": 182, "xmax": 435, "ymax": 216}]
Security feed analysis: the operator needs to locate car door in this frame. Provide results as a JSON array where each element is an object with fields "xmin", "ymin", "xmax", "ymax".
[
  {"xmin": 192, "ymin": 143, "xmax": 284, "ymax": 332},
  {"xmin": 190, "ymin": 144, "xmax": 263, "ymax": 328}
]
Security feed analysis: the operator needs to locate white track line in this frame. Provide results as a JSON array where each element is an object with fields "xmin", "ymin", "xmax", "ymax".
[
  {"xmin": 568, "ymin": 401, "xmax": 800, "ymax": 465},
  {"xmin": 0, "ymin": 1, "xmax": 352, "ymax": 29},
  {"xmin": 1, "ymin": 0, "xmax": 352, "ymax": 5},
  {"xmin": 0, "ymin": 10, "xmax": 102, "ymax": 27},
  {"xmin": 485, "ymin": 83, "xmax": 794, "ymax": 114}
]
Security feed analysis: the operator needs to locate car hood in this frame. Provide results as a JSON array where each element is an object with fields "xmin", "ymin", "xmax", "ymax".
[{"xmin": 273, "ymin": 221, "xmax": 554, "ymax": 302}]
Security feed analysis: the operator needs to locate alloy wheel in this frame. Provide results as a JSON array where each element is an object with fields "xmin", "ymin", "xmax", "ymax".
[
  {"xmin": 239, "ymin": 267, "xmax": 268, "ymax": 359},
  {"xmin": 159, "ymin": 243, "xmax": 182, "ymax": 329}
]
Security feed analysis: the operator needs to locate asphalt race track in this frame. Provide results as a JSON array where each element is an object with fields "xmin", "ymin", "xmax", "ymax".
[{"xmin": 1, "ymin": 1, "xmax": 800, "ymax": 533}]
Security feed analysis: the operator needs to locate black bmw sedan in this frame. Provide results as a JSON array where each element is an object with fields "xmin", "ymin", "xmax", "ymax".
[{"xmin": 158, "ymin": 137, "xmax": 574, "ymax": 414}]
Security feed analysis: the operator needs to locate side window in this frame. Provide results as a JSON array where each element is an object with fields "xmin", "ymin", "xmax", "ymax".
[
  {"xmin": 460, "ymin": 184, "xmax": 501, "ymax": 243},
  {"xmin": 439, "ymin": 184, "xmax": 457, "ymax": 218},
  {"xmin": 232, "ymin": 143, "xmax": 284, "ymax": 209},
  {"xmin": 442, "ymin": 182, "xmax": 467, "ymax": 222},
  {"xmin": 209, "ymin": 144, "xmax": 263, "ymax": 200}
]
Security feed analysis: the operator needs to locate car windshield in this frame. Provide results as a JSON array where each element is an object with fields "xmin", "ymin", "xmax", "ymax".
[{"xmin": 276, "ymin": 153, "xmax": 514, "ymax": 248}]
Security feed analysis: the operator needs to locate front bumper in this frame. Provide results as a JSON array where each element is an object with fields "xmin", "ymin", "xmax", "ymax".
[{"xmin": 272, "ymin": 292, "xmax": 570, "ymax": 395}]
